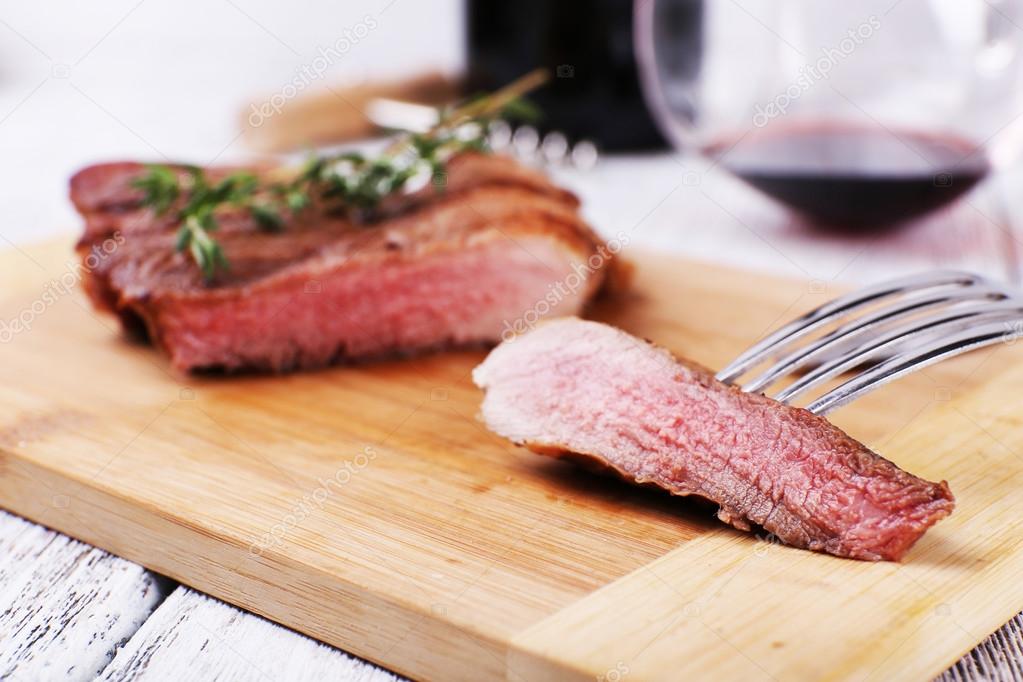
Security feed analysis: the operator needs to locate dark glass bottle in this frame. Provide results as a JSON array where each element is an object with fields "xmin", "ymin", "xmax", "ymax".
[{"xmin": 465, "ymin": 0, "xmax": 672, "ymax": 151}]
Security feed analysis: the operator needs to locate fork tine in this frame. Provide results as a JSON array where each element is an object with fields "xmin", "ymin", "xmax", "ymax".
[
  {"xmin": 806, "ymin": 317, "xmax": 1023, "ymax": 415},
  {"xmin": 740, "ymin": 284, "xmax": 1009, "ymax": 394},
  {"xmin": 715, "ymin": 270, "xmax": 985, "ymax": 384},
  {"xmin": 776, "ymin": 302, "xmax": 1023, "ymax": 404}
]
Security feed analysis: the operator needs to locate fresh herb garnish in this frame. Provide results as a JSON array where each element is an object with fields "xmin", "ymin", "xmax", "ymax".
[{"xmin": 132, "ymin": 69, "xmax": 548, "ymax": 281}]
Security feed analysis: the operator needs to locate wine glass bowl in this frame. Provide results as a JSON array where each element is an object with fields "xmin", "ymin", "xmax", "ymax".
[{"xmin": 635, "ymin": 0, "xmax": 1023, "ymax": 229}]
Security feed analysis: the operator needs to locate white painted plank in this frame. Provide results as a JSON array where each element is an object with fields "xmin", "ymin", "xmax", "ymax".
[
  {"xmin": 98, "ymin": 586, "xmax": 1020, "ymax": 682},
  {"xmin": 940, "ymin": 615, "xmax": 1023, "ymax": 682},
  {"xmin": 0, "ymin": 510, "xmax": 168, "ymax": 682},
  {"xmin": 97, "ymin": 587, "xmax": 401, "ymax": 682}
]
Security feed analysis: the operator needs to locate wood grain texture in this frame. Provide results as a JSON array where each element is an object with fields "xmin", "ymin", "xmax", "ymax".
[
  {"xmin": 0, "ymin": 237, "xmax": 1021, "ymax": 680},
  {"xmin": 98, "ymin": 587, "xmax": 401, "ymax": 682},
  {"xmin": 0, "ymin": 510, "xmax": 168, "ymax": 681}
]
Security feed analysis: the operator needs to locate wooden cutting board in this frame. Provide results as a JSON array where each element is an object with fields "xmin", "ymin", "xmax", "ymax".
[{"xmin": 1, "ymin": 237, "xmax": 1021, "ymax": 681}]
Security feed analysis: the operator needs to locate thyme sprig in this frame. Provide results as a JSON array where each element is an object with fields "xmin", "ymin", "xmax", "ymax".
[{"xmin": 132, "ymin": 69, "xmax": 548, "ymax": 281}]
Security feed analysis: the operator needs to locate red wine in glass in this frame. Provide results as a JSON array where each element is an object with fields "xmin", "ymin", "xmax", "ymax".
[{"xmin": 701, "ymin": 124, "xmax": 991, "ymax": 230}]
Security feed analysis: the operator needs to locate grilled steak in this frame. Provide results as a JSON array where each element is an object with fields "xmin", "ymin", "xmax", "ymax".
[
  {"xmin": 71, "ymin": 154, "xmax": 617, "ymax": 372},
  {"xmin": 472, "ymin": 318, "xmax": 955, "ymax": 561}
]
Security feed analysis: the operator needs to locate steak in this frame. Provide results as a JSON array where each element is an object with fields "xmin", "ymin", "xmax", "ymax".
[
  {"xmin": 472, "ymin": 318, "xmax": 955, "ymax": 561},
  {"xmin": 71, "ymin": 154, "xmax": 618, "ymax": 372}
]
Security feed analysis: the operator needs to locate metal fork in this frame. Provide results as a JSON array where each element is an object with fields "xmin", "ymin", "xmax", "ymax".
[
  {"xmin": 365, "ymin": 98, "xmax": 600, "ymax": 170},
  {"xmin": 715, "ymin": 271, "xmax": 1023, "ymax": 415}
]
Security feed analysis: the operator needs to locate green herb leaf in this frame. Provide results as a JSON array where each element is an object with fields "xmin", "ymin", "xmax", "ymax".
[
  {"xmin": 131, "ymin": 165, "xmax": 180, "ymax": 215},
  {"xmin": 133, "ymin": 69, "xmax": 549, "ymax": 282},
  {"xmin": 251, "ymin": 203, "xmax": 284, "ymax": 232}
]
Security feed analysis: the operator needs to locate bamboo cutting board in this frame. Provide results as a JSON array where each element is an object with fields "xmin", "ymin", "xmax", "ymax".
[{"xmin": 1, "ymin": 237, "xmax": 1022, "ymax": 681}]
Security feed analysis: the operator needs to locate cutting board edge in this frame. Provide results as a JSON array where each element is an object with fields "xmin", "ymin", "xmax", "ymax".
[
  {"xmin": 504, "ymin": 540, "xmax": 1003, "ymax": 682},
  {"xmin": 10, "ymin": 439, "xmax": 1013, "ymax": 682},
  {"xmin": 0, "ymin": 449, "xmax": 534, "ymax": 682}
]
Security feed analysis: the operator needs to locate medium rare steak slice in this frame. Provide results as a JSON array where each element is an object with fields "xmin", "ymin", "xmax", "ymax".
[
  {"xmin": 472, "ymin": 318, "xmax": 955, "ymax": 561},
  {"xmin": 71, "ymin": 154, "xmax": 618, "ymax": 372}
]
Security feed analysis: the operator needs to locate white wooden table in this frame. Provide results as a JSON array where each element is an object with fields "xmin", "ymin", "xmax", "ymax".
[{"xmin": 2, "ymin": 154, "xmax": 1023, "ymax": 681}]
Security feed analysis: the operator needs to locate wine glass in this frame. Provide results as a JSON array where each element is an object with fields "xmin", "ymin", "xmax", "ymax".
[{"xmin": 634, "ymin": 0, "xmax": 1023, "ymax": 230}]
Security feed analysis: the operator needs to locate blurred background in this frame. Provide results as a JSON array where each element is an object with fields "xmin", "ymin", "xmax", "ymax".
[
  {"xmin": 0, "ymin": 1, "xmax": 462, "ymax": 242},
  {"xmin": 3, "ymin": 0, "xmax": 1022, "ymax": 284}
]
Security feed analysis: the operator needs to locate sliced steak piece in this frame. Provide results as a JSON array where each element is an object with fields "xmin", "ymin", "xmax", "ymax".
[
  {"xmin": 472, "ymin": 318, "xmax": 955, "ymax": 561},
  {"xmin": 71, "ymin": 154, "xmax": 618, "ymax": 372}
]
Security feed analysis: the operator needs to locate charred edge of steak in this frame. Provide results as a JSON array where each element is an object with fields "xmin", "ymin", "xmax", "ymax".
[
  {"xmin": 75, "ymin": 182, "xmax": 613, "ymax": 311},
  {"xmin": 70, "ymin": 153, "xmax": 580, "ymax": 248}
]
